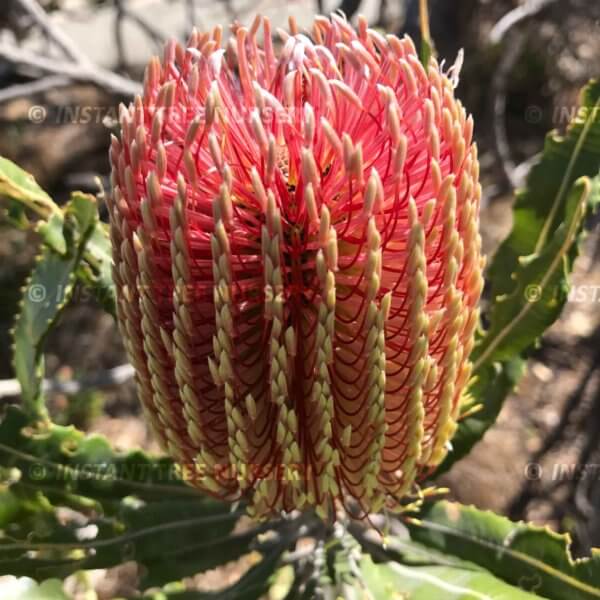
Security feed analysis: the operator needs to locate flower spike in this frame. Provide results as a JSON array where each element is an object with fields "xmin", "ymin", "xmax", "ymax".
[{"xmin": 110, "ymin": 14, "xmax": 483, "ymax": 519}]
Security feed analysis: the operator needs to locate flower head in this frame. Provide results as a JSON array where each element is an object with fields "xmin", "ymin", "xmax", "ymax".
[{"xmin": 108, "ymin": 14, "xmax": 483, "ymax": 519}]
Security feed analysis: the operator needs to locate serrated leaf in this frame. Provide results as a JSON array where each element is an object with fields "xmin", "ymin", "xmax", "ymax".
[
  {"xmin": 12, "ymin": 249, "xmax": 74, "ymax": 413},
  {"xmin": 37, "ymin": 213, "xmax": 67, "ymax": 255},
  {"xmin": 0, "ymin": 406, "xmax": 198, "ymax": 503},
  {"xmin": 139, "ymin": 523, "xmax": 263, "ymax": 589},
  {"xmin": 140, "ymin": 545, "xmax": 287, "ymax": 600},
  {"xmin": 12, "ymin": 194, "xmax": 99, "ymax": 416},
  {"xmin": 268, "ymin": 565, "xmax": 295, "ymax": 600},
  {"xmin": 0, "ymin": 406, "xmax": 290, "ymax": 588},
  {"xmin": 0, "ymin": 156, "xmax": 59, "ymax": 219},
  {"xmin": 348, "ymin": 521, "xmax": 540, "ymax": 600},
  {"xmin": 360, "ymin": 555, "xmax": 542, "ymax": 599},
  {"xmin": 2, "ymin": 198, "xmax": 31, "ymax": 230},
  {"xmin": 212, "ymin": 543, "xmax": 289, "ymax": 600},
  {"xmin": 474, "ymin": 178, "xmax": 590, "ymax": 364},
  {"xmin": 78, "ymin": 221, "xmax": 117, "ymax": 317},
  {"xmin": 407, "ymin": 501, "xmax": 600, "ymax": 600},
  {"xmin": 489, "ymin": 81, "xmax": 600, "ymax": 297},
  {"xmin": 439, "ymin": 79, "xmax": 600, "ymax": 472},
  {"xmin": 0, "ymin": 154, "xmax": 115, "ymax": 316},
  {"xmin": 0, "ymin": 492, "xmax": 246, "ymax": 586},
  {"xmin": 443, "ymin": 357, "xmax": 525, "ymax": 472}
]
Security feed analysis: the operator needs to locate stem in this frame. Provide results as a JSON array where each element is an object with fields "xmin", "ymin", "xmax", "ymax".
[{"xmin": 419, "ymin": 0, "xmax": 432, "ymax": 48}]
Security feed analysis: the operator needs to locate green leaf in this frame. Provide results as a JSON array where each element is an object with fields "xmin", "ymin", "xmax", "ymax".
[
  {"xmin": 443, "ymin": 357, "xmax": 525, "ymax": 472},
  {"xmin": 78, "ymin": 221, "xmax": 117, "ymax": 317},
  {"xmin": 139, "ymin": 521, "xmax": 263, "ymax": 589},
  {"xmin": 0, "ymin": 493, "xmax": 247, "ymax": 586},
  {"xmin": 407, "ymin": 501, "xmax": 600, "ymax": 600},
  {"xmin": 0, "ymin": 406, "xmax": 290, "ymax": 588},
  {"xmin": 0, "ymin": 406, "xmax": 199, "ymax": 504},
  {"xmin": 440, "ymin": 79, "xmax": 600, "ymax": 472},
  {"xmin": 140, "ymin": 545, "xmax": 287, "ymax": 599},
  {"xmin": 0, "ymin": 577, "xmax": 69, "ymax": 600},
  {"xmin": 213, "ymin": 543, "xmax": 290, "ymax": 600},
  {"xmin": 268, "ymin": 565, "xmax": 295, "ymax": 600},
  {"xmin": 36, "ymin": 213, "xmax": 67, "ymax": 255},
  {"xmin": 475, "ymin": 178, "xmax": 591, "ymax": 364},
  {"xmin": 2, "ymin": 198, "xmax": 31, "ymax": 230},
  {"xmin": 0, "ymin": 156, "xmax": 59, "ymax": 219},
  {"xmin": 0, "ymin": 153, "xmax": 115, "ymax": 317},
  {"xmin": 350, "ymin": 519, "xmax": 542, "ymax": 599},
  {"xmin": 11, "ymin": 247, "xmax": 73, "ymax": 414},
  {"xmin": 360, "ymin": 555, "xmax": 542, "ymax": 599},
  {"xmin": 420, "ymin": 37, "xmax": 433, "ymax": 68},
  {"xmin": 11, "ymin": 194, "xmax": 99, "ymax": 416},
  {"xmin": 314, "ymin": 524, "xmax": 542, "ymax": 599},
  {"xmin": 489, "ymin": 80, "xmax": 600, "ymax": 297}
]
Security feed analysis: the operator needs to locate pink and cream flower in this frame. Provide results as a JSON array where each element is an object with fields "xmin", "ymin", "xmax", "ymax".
[{"xmin": 108, "ymin": 13, "xmax": 484, "ymax": 519}]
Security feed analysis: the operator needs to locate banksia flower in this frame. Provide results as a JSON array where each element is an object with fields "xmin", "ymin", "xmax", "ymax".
[{"xmin": 108, "ymin": 14, "xmax": 483, "ymax": 519}]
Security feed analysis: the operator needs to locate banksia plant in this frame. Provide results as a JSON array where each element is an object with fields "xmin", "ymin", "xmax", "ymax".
[{"xmin": 108, "ymin": 13, "xmax": 484, "ymax": 520}]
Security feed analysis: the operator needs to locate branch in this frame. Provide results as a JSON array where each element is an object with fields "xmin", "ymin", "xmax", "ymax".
[
  {"xmin": 490, "ymin": 0, "xmax": 559, "ymax": 45},
  {"xmin": 0, "ymin": 42, "xmax": 141, "ymax": 97},
  {"xmin": 488, "ymin": 0, "xmax": 563, "ymax": 191},
  {"xmin": 0, "ymin": 364, "xmax": 135, "ymax": 399},
  {"xmin": 185, "ymin": 0, "xmax": 204, "ymax": 36},
  {"xmin": 186, "ymin": 0, "xmax": 198, "ymax": 26},
  {"xmin": 14, "ymin": 0, "xmax": 91, "ymax": 65},
  {"xmin": 0, "ymin": 0, "xmax": 141, "ymax": 100},
  {"xmin": 114, "ymin": 0, "xmax": 166, "ymax": 69},
  {"xmin": 121, "ymin": 5, "xmax": 165, "ymax": 46},
  {"xmin": 490, "ymin": 32, "xmax": 526, "ymax": 190},
  {"xmin": 0, "ymin": 74, "xmax": 71, "ymax": 103}
]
